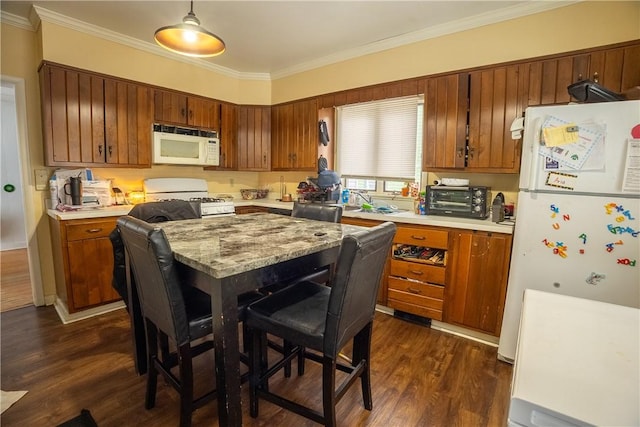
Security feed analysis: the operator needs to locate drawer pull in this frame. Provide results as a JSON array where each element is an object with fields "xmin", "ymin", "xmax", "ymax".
[
  {"xmin": 411, "ymin": 235, "xmax": 425, "ymax": 240},
  {"xmin": 86, "ymin": 228, "xmax": 103, "ymax": 233},
  {"xmin": 409, "ymin": 270, "xmax": 423, "ymax": 275},
  {"xmin": 407, "ymin": 287, "xmax": 422, "ymax": 294}
]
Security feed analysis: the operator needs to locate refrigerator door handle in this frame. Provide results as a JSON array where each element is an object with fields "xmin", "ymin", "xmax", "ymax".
[{"xmin": 521, "ymin": 116, "xmax": 542, "ymax": 192}]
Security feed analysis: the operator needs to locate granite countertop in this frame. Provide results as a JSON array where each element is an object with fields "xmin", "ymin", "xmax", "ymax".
[
  {"xmin": 47, "ymin": 199, "xmax": 514, "ymax": 234},
  {"xmin": 156, "ymin": 213, "xmax": 366, "ymax": 278}
]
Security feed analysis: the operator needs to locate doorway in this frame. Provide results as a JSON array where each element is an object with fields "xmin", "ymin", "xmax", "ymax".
[{"xmin": 1, "ymin": 78, "xmax": 42, "ymax": 312}]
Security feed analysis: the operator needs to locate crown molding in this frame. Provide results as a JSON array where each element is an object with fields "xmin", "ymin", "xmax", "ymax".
[
  {"xmin": 0, "ymin": 11, "xmax": 35, "ymax": 31},
  {"xmin": 271, "ymin": 0, "xmax": 581, "ymax": 79},
  {"xmin": 7, "ymin": 1, "xmax": 580, "ymax": 81},
  {"xmin": 31, "ymin": 5, "xmax": 271, "ymax": 82}
]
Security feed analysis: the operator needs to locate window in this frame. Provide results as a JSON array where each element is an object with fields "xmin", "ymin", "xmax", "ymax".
[{"xmin": 337, "ymin": 96, "xmax": 423, "ymax": 192}]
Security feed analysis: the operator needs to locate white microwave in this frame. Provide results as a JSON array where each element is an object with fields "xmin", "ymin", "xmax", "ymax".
[{"xmin": 152, "ymin": 125, "xmax": 219, "ymax": 166}]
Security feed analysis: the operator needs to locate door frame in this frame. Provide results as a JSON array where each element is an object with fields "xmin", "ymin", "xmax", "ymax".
[{"xmin": 1, "ymin": 76, "xmax": 44, "ymax": 307}]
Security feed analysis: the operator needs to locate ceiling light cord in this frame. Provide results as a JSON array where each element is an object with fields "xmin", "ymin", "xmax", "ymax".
[{"xmin": 154, "ymin": 0, "xmax": 225, "ymax": 58}]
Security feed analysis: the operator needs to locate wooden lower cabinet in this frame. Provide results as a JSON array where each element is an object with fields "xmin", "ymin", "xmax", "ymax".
[
  {"xmin": 50, "ymin": 216, "xmax": 121, "ymax": 313},
  {"xmin": 387, "ymin": 225, "xmax": 448, "ymax": 321},
  {"xmin": 445, "ymin": 230, "xmax": 512, "ymax": 336},
  {"xmin": 234, "ymin": 206, "xmax": 269, "ymax": 214}
]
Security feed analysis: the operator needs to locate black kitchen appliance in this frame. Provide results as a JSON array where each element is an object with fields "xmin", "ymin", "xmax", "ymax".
[{"xmin": 425, "ymin": 185, "xmax": 490, "ymax": 219}]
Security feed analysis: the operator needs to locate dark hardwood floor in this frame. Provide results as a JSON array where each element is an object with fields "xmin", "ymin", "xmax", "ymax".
[{"xmin": 0, "ymin": 306, "xmax": 512, "ymax": 426}]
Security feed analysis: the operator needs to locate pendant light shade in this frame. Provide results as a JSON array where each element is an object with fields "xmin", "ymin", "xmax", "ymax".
[{"xmin": 154, "ymin": 1, "xmax": 225, "ymax": 57}]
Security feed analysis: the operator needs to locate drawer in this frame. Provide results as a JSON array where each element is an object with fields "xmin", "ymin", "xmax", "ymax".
[
  {"xmin": 387, "ymin": 297, "xmax": 443, "ymax": 321},
  {"xmin": 390, "ymin": 259, "xmax": 446, "ymax": 285},
  {"xmin": 394, "ymin": 226, "xmax": 448, "ymax": 249},
  {"xmin": 66, "ymin": 219, "xmax": 117, "ymax": 241},
  {"xmin": 388, "ymin": 277, "xmax": 444, "ymax": 300}
]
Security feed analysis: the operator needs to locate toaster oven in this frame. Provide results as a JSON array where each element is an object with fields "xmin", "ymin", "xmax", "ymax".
[{"xmin": 425, "ymin": 186, "xmax": 490, "ymax": 219}]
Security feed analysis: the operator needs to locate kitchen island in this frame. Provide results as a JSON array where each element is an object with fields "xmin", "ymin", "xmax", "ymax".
[{"xmin": 153, "ymin": 213, "xmax": 369, "ymax": 427}]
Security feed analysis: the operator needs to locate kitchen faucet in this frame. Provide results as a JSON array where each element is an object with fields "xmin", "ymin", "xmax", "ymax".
[{"xmin": 352, "ymin": 191, "xmax": 373, "ymax": 206}]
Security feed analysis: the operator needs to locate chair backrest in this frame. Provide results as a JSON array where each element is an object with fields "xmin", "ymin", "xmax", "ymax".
[
  {"xmin": 117, "ymin": 215, "xmax": 191, "ymax": 346},
  {"xmin": 291, "ymin": 202, "xmax": 343, "ymax": 223},
  {"xmin": 110, "ymin": 200, "xmax": 200, "ymax": 305},
  {"xmin": 324, "ymin": 221, "xmax": 396, "ymax": 357}
]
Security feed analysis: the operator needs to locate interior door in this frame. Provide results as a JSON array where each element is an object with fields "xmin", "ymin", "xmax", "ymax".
[{"xmin": 1, "ymin": 83, "xmax": 27, "ymax": 250}]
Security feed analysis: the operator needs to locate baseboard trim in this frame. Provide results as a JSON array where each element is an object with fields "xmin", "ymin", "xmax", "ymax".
[
  {"xmin": 375, "ymin": 304, "xmax": 499, "ymax": 347},
  {"xmin": 53, "ymin": 298, "xmax": 126, "ymax": 324}
]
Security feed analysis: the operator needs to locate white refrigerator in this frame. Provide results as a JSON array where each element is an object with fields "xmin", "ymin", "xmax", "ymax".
[{"xmin": 498, "ymin": 100, "xmax": 640, "ymax": 363}]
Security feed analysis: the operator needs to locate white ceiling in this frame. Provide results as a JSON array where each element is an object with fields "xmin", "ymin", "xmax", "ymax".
[{"xmin": 1, "ymin": 1, "xmax": 575, "ymax": 78}]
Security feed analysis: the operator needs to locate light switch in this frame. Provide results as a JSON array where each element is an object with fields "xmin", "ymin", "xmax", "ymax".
[{"xmin": 34, "ymin": 168, "xmax": 49, "ymax": 191}]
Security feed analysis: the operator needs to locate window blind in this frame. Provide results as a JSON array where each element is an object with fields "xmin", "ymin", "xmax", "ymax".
[{"xmin": 337, "ymin": 96, "xmax": 419, "ymax": 180}]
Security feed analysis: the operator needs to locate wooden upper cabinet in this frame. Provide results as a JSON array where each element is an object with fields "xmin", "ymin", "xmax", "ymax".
[
  {"xmin": 589, "ymin": 44, "xmax": 640, "ymax": 93},
  {"xmin": 524, "ymin": 43, "xmax": 640, "ymax": 106},
  {"xmin": 104, "ymin": 80, "xmax": 153, "ymax": 167},
  {"xmin": 237, "ymin": 105, "xmax": 271, "ymax": 171},
  {"xmin": 215, "ymin": 103, "xmax": 238, "ymax": 169},
  {"xmin": 187, "ymin": 97, "xmax": 220, "ymax": 130},
  {"xmin": 422, "ymin": 73, "xmax": 468, "ymax": 170},
  {"xmin": 271, "ymin": 99, "xmax": 318, "ymax": 171},
  {"xmin": 154, "ymin": 89, "xmax": 221, "ymax": 131},
  {"xmin": 154, "ymin": 89, "xmax": 188, "ymax": 125},
  {"xmin": 294, "ymin": 98, "xmax": 319, "ymax": 170},
  {"xmin": 40, "ymin": 64, "xmax": 105, "ymax": 166},
  {"xmin": 39, "ymin": 63, "xmax": 152, "ymax": 168},
  {"xmin": 467, "ymin": 65, "xmax": 524, "ymax": 173}
]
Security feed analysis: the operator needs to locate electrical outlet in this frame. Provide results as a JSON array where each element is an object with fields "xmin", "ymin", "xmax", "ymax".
[{"xmin": 34, "ymin": 168, "xmax": 49, "ymax": 191}]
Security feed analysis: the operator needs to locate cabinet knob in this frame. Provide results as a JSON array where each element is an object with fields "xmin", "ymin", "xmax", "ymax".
[
  {"xmin": 468, "ymin": 146, "xmax": 475, "ymax": 159},
  {"xmin": 98, "ymin": 145, "xmax": 103, "ymax": 155},
  {"xmin": 86, "ymin": 228, "xmax": 103, "ymax": 233},
  {"xmin": 108, "ymin": 145, "xmax": 113, "ymax": 157},
  {"xmin": 409, "ymin": 270, "xmax": 424, "ymax": 276},
  {"xmin": 407, "ymin": 287, "xmax": 422, "ymax": 294},
  {"xmin": 457, "ymin": 148, "xmax": 464, "ymax": 158},
  {"xmin": 593, "ymin": 72, "xmax": 599, "ymax": 83},
  {"xmin": 410, "ymin": 235, "xmax": 425, "ymax": 241}
]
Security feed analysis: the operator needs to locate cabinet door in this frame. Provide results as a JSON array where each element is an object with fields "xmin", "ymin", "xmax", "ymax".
[
  {"xmin": 238, "ymin": 106, "xmax": 271, "ymax": 171},
  {"xmin": 104, "ymin": 80, "xmax": 153, "ymax": 167},
  {"xmin": 40, "ymin": 64, "xmax": 105, "ymax": 166},
  {"xmin": 216, "ymin": 103, "xmax": 238, "ymax": 169},
  {"xmin": 64, "ymin": 218, "xmax": 121, "ymax": 312},
  {"xmin": 523, "ymin": 54, "xmax": 590, "ymax": 106},
  {"xmin": 293, "ymin": 98, "xmax": 318, "ymax": 170},
  {"xmin": 589, "ymin": 44, "xmax": 640, "ymax": 93},
  {"xmin": 445, "ymin": 230, "xmax": 512, "ymax": 336},
  {"xmin": 423, "ymin": 73, "xmax": 467, "ymax": 170},
  {"xmin": 271, "ymin": 103, "xmax": 294, "ymax": 170},
  {"xmin": 188, "ymin": 97, "xmax": 220, "ymax": 130},
  {"xmin": 467, "ymin": 65, "xmax": 524, "ymax": 173},
  {"xmin": 154, "ymin": 89, "xmax": 188, "ymax": 125}
]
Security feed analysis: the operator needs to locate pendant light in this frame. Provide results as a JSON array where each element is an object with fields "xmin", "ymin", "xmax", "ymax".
[{"xmin": 154, "ymin": 0, "xmax": 225, "ymax": 57}]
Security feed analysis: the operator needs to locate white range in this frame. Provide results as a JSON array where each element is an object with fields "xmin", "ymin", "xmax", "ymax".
[{"xmin": 143, "ymin": 178, "xmax": 235, "ymax": 217}]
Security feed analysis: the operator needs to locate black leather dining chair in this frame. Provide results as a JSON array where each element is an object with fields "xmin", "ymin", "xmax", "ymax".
[
  {"xmin": 246, "ymin": 221, "xmax": 396, "ymax": 427},
  {"xmin": 261, "ymin": 202, "xmax": 344, "ymax": 377},
  {"xmin": 110, "ymin": 200, "xmax": 201, "ymax": 375},
  {"xmin": 289, "ymin": 202, "xmax": 343, "ymax": 285},
  {"xmin": 117, "ymin": 215, "xmax": 261, "ymax": 427}
]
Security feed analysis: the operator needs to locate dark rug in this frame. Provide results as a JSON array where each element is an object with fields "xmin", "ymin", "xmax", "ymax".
[{"xmin": 56, "ymin": 409, "xmax": 98, "ymax": 427}]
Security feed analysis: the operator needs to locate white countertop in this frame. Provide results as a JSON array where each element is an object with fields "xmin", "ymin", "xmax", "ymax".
[{"xmin": 47, "ymin": 199, "xmax": 514, "ymax": 234}]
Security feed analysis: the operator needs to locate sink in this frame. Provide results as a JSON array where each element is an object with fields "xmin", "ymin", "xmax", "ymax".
[{"xmin": 343, "ymin": 205, "xmax": 408, "ymax": 215}]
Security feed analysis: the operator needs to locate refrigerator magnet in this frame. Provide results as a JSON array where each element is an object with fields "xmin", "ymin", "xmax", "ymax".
[{"xmin": 545, "ymin": 172, "xmax": 577, "ymax": 190}]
